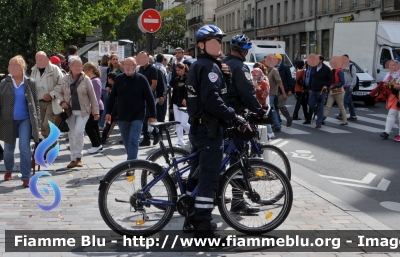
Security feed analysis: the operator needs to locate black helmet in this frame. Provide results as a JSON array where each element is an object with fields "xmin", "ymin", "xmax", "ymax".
[
  {"xmin": 196, "ymin": 25, "xmax": 226, "ymax": 42},
  {"xmin": 230, "ymin": 35, "xmax": 252, "ymax": 52}
]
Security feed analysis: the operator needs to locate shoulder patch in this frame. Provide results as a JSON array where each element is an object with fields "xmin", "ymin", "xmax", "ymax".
[
  {"xmin": 208, "ymin": 72, "xmax": 218, "ymax": 83},
  {"xmin": 245, "ymin": 72, "xmax": 252, "ymax": 81}
]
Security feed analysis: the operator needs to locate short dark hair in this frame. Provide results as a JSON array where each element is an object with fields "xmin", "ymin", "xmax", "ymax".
[
  {"xmin": 107, "ymin": 72, "xmax": 117, "ymax": 82},
  {"xmin": 156, "ymin": 53, "xmax": 164, "ymax": 63},
  {"xmin": 319, "ymin": 55, "xmax": 325, "ymax": 62},
  {"xmin": 296, "ymin": 61, "xmax": 304, "ymax": 69},
  {"xmin": 68, "ymin": 45, "xmax": 78, "ymax": 55},
  {"xmin": 343, "ymin": 54, "xmax": 349, "ymax": 58}
]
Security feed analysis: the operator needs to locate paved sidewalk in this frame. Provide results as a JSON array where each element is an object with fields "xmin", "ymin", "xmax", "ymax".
[{"xmin": 0, "ymin": 127, "xmax": 397, "ymax": 256}]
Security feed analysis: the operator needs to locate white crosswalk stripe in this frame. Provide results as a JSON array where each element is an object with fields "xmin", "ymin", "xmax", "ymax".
[
  {"xmin": 293, "ymin": 120, "xmax": 351, "ymax": 133},
  {"xmin": 277, "ymin": 114, "xmax": 389, "ymax": 134},
  {"xmin": 325, "ymin": 117, "xmax": 383, "ymax": 133}
]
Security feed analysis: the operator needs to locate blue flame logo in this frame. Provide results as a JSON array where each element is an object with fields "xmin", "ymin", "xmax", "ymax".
[
  {"xmin": 29, "ymin": 171, "xmax": 61, "ymax": 211},
  {"xmin": 34, "ymin": 121, "xmax": 60, "ymax": 167}
]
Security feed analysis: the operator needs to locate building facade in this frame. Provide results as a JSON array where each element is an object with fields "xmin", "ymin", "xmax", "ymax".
[{"xmin": 185, "ymin": 0, "xmax": 400, "ymax": 59}]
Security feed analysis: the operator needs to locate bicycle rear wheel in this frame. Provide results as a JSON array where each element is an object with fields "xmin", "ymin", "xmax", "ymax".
[
  {"xmin": 252, "ymin": 144, "xmax": 291, "ymax": 180},
  {"xmin": 217, "ymin": 159, "xmax": 292, "ymax": 235},
  {"xmin": 98, "ymin": 160, "xmax": 177, "ymax": 237}
]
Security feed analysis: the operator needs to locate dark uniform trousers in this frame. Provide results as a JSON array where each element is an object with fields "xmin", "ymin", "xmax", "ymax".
[{"xmin": 186, "ymin": 124, "xmax": 223, "ymax": 221}]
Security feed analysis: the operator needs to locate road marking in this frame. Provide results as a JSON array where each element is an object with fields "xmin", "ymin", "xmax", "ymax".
[
  {"xmin": 280, "ymin": 126, "xmax": 311, "ymax": 134},
  {"xmin": 291, "ymin": 150, "xmax": 316, "ymax": 161},
  {"xmin": 269, "ymin": 138, "xmax": 283, "ymax": 145},
  {"xmin": 293, "ymin": 120, "xmax": 350, "ymax": 133},
  {"xmin": 331, "ymin": 179, "xmax": 390, "ymax": 191},
  {"xmin": 275, "ymin": 141, "xmax": 289, "ymax": 148},
  {"xmin": 320, "ymin": 173, "xmax": 390, "ymax": 191},
  {"xmin": 380, "ymin": 201, "xmax": 400, "ymax": 212},
  {"xmin": 356, "ymin": 115, "xmax": 398, "ymax": 129},
  {"xmin": 320, "ymin": 173, "xmax": 376, "ymax": 184},
  {"xmin": 368, "ymin": 114, "xmax": 388, "ymax": 119},
  {"xmin": 325, "ymin": 117, "xmax": 382, "ymax": 133}
]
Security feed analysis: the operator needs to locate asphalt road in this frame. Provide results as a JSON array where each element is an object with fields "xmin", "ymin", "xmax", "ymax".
[{"xmin": 270, "ymin": 96, "xmax": 400, "ymax": 229}]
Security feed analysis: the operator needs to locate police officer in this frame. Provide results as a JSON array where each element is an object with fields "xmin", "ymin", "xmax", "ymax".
[
  {"xmin": 185, "ymin": 25, "xmax": 248, "ymax": 240},
  {"xmin": 222, "ymin": 35, "xmax": 266, "ymax": 213}
]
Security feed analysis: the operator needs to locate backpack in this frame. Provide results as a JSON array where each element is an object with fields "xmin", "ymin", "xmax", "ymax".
[
  {"xmin": 155, "ymin": 66, "xmax": 168, "ymax": 99},
  {"xmin": 332, "ymin": 68, "xmax": 342, "ymax": 85},
  {"xmin": 296, "ymin": 70, "xmax": 306, "ymax": 90}
]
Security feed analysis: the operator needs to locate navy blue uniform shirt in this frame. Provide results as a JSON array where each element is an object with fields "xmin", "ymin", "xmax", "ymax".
[{"xmin": 186, "ymin": 54, "xmax": 235, "ymax": 121}]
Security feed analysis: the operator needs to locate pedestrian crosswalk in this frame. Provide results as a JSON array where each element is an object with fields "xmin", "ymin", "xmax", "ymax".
[{"xmin": 260, "ymin": 113, "xmax": 396, "ymax": 135}]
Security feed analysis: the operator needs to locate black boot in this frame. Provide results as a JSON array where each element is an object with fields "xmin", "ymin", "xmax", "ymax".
[
  {"xmin": 183, "ymin": 215, "xmax": 216, "ymax": 233},
  {"xmin": 193, "ymin": 220, "xmax": 226, "ymax": 246}
]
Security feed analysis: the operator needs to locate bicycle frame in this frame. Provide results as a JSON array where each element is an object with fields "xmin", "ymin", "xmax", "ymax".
[{"xmin": 138, "ymin": 126, "xmax": 259, "ymax": 208}]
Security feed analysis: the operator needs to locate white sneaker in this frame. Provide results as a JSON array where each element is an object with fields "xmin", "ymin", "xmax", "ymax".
[
  {"xmin": 87, "ymin": 146, "xmax": 103, "ymax": 154},
  {"xmin": 268, "ymin": 132, "xmax": 275, "ymax": 140}
]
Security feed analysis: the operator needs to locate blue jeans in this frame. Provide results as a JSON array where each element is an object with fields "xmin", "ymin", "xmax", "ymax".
[
  {"xmin": 308, "ymin": 90, "xmax": 327, "ymax": 125},
  {"xmin": 4, "ymin": 118, "xmax": 32, "ymax": 180},
  {"xmin": 99, "ymin": 89, "xmax": 108, "ymax": 127},
  {"xmin": 339, "ymin": 87, "xmax": 356, "ymax": 117},
  {"xmin": 118, "ymin": 120, "xmax": 143, "ymax": 160},
  {"xmin": 269, "ymin": 95, "xmax": 281, "ymax": 129}
]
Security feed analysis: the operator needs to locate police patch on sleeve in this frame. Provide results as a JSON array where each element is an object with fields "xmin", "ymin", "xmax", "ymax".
[
  {"xmin": 245, "ymin": 72, "xmax": 252, "ymax": 81},
  {"xmin": 208, "ymin": 72, "xmax": 218, "ymax": 83}
]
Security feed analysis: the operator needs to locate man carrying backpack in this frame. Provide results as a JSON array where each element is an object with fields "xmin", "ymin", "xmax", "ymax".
[
  {"xmin": 293, "ymin": 61, "xmax": 309, "ymax": 120},
  {"xmin": 336, "ymin": 54, "xmax": 357, "ymax": 121}
]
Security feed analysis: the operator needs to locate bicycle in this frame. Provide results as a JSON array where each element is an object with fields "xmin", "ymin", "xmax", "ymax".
[
  {"xmin": 147, "ymin": 107, "xmax": 291, "ymax": 180},
  {"xmin": 98, "ymin": 121, "xmax": 292, "ymax": 237}
]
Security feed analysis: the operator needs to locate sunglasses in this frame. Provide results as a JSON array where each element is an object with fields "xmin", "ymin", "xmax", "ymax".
[{"xmin": 206, "ymin": 38, "xmax": 222, "ymax": 44}]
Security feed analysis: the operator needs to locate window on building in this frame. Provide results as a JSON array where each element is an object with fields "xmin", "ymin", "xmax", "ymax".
[
  {"xmin": 292, "ymin": 0, "xmax": 296, "ymax": 20},
  {"xmin": 327, "ymin": 0, "xmax": 330, "ymax": 12},
  {"xmin": 300, "ymin": 0, "xmax": 304, "ymax": 18},
  {"xmin": 270, "ymin": 5, "xmax": 274, "ymax": 24},
  {"xmin": 309, "ymin": 31, "xmax": 316, "ymax": 54},
  {"xmin": 321, "ymin": 29, "xmax": 330, "ymax": 58},
  {"xmin": 309, "ymin": 0, "xmax": 313, "ymax": 16},
  {"xmin": 284, "ymin": 1, "xmax": 288, "ymax": 22},
  {"xmin": 264, "ymin": 7, "xmax": 267, "ymax": 26},
  {"xmin": 237, "ymin": 10, "xmax": 240, "ymax": 29},
  {"xmin": 258, "ymin": 9, "xmax": 261, "ymax": 27},
  {"xmin": 277, "ymin": 3, "xmax": 281, "ymax": 23},
  {"xmin": 247, "ymin": 4, "xmax": 251, "ymax": 19},
  {"xmin": 300, "ymin": 32, "xmax": 307, "ymax": 56},
  {"xmin": 339, "ymin": 0, "xmax": 343, "ymax": 11},
  {"xmin": 284, "ymin": 36, "xmax": 290, "ymax": 53},
  {"xmin": 354, "ymin": 0, "xmax": 358, "ymax": 8}
]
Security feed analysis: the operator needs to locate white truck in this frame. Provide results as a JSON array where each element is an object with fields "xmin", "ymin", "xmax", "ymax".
[
  {"xmin": 245, "ymin": 40, "xmax": 296, "ymax": 79},
  {"xmin": 332, "ymin": 21, "xmax": 400, "ymax": 105}
]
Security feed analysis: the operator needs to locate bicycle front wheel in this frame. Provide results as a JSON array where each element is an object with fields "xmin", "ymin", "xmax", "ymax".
[
  {"xmin": 217, "ymin": 159, "xmax": 292, "ymax": 235},
  {"xmin": 252, "ymin": 144, "xmax": 291, "ymax": 180},
  {"xmin": 98, "ymin": 160, "xmax": 177, "ymax": 237}
]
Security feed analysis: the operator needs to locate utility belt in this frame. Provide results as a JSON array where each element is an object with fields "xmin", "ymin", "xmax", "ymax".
[{"xmin": 189, "ymin": 112, "xmax": 220, "ymax": 138}]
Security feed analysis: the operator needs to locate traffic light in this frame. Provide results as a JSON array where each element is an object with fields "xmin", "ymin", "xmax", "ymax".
[{"xmin": 142, "ymin": 0, "xmax": 156, "ymax": 9}]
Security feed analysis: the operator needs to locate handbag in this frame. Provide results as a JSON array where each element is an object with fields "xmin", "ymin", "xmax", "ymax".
[
  {"xmin": 58, "ymin": 114, "xmax": 70, "ymax": 132},
  {"xmin": 330, "ymin": 87, "xmax": 344, "ymax": 95}
]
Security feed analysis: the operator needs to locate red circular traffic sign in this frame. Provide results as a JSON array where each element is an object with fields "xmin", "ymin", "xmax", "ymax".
[{"xmin": 139, "ymin": 9, "xmax": 162, "ymax": 33}]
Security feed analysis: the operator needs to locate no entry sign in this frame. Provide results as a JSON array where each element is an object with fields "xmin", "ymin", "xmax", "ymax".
[{"xmin": 138, "ymin": 9, "xmax": 162, "ymax": 33}]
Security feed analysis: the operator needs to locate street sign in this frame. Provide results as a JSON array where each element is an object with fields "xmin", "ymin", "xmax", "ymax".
[{"xmin": 138, "ymin": 9, "xmax": 162, "ymax": 33}]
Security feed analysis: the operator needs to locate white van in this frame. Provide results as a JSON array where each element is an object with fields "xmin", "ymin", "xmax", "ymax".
[{"xmin": 245, "ymin": 40, "xmax": 296, "ymax": 79}]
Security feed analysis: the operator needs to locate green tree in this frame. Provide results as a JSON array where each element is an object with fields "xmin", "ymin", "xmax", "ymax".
[
  {"xmin": 116, "ymin": 1, "xmax": 146, "ymax": 50},
  {"xmin": 0, "ymin": 0, "xmax": 137, "ymax": 73},
  {"xmin": 155, "ymin": 5, "xmax": 186, "ymax": 50}
]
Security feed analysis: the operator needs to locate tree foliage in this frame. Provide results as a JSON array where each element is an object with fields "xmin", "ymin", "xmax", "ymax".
[
  {"xmin": 155, "ymin": 5, "xmax": 186, "ymax": 50},
  {"xmin": 0, "ymin": 0, "xmax": 136, "ymax": 73}
]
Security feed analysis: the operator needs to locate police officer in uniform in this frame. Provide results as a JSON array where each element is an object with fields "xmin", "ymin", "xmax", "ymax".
[
  {"xmin": 185, "ymin": 25, "xmax": 248, "ymax": 239},
  {"xmin": 222, "ymin": 35, "xmax": 267, "ymax": 213}
]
